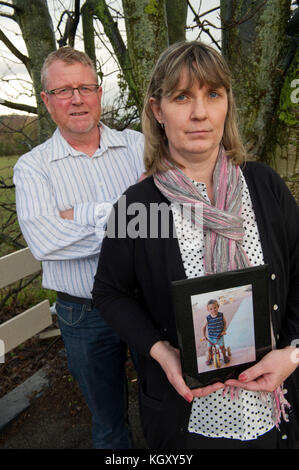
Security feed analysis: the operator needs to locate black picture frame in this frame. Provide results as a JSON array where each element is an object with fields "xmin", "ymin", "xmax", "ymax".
[{"xmin": 171, "ymin": 265, "xmax": 272, "ymax": 388}]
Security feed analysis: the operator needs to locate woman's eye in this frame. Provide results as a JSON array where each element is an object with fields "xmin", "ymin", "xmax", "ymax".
[
  {"xmin": 209, "ymin": 91, "xmax": 219, "ymax": 98},
  {"xmin": 175, "ymin": 94, "xmax": 187, "ymax": 101}
]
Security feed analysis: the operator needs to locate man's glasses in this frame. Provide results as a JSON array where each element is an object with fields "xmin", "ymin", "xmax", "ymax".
[{"xmin": 45, "ymin": 84, "xmax": 100, "ymax": 100}]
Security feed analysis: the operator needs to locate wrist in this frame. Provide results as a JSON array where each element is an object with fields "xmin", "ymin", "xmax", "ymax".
[
  {"xmin": 284, "ymin": 346, "xmax": 299, "ymax": 368},
  {"xmin": 150, "ymin": 340, "xmax": 170, "ymax": 361}
]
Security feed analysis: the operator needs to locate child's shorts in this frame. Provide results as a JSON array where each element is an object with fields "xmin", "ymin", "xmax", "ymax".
[{"xmin": 208, "ymin": 336, "xmax": 224, "ymax": 347}]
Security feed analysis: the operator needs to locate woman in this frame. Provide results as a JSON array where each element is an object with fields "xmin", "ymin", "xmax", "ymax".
[{"xmin": 92, "ymin": 41, "xmax": 299, "ymax": 449}]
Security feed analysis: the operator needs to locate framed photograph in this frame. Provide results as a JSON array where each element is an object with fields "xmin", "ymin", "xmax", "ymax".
[{"xmin": 171, "ymin": 265, "xmax": 272, "ymax": 388}]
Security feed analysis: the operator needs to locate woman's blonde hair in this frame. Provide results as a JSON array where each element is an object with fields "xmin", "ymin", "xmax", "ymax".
[
  {"xmin": 41, "ymin": 46, "xmax": 98, "ymax": 90},
  {"xmin": 142, "ymin": 41, "xmax": 246, "ymax": 175}
]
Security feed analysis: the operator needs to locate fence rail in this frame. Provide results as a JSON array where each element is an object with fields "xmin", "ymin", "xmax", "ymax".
[{"xmin": 0, "ymin": 247, "xmax": 56, "ymax": 361}]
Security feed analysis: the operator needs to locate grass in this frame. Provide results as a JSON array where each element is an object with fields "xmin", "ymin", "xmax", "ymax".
[{"xmin": 0, "ymin": 155, "xmax": 19, "ymax": 179}]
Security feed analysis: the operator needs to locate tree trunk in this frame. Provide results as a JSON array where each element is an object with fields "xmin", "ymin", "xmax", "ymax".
[
  {"xmin": 221, "ymin": 0, "xmax": 291, "ymax": 157},
  {"xmin": 12, "ymin": 0, "xmax": 57, "ymax": 144},
  {"xmin": 272, "ymin": 45, "xmax": 299, "ymax": 201},
  {"xmin": 165, "ymin": 0, "xmax": 188, "ymax": 44},
  {"xmin": 122, "ymin": 0, "xmax": 169, "ymax": 114},
  {"xmin": 81, "ymin": 1, "xmax": 97, "ymax": 70},
  {"xmin": 92, "ymin": 0, "xmax": 138, "ymax": 108},
  {"xmin": 221, "ymin": 0, "xmax": 299, "ymax": 201},
  {"xmin": 91, "ymin": 0, "xmax": 186, "ymax": 115}
]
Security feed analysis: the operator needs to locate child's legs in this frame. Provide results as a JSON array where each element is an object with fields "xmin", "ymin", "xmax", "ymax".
[{"xmin": 207, "ymin": 346, "xmax": 213, "ymax": 358}]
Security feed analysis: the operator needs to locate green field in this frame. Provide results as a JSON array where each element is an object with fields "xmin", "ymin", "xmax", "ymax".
[{"xmin": 0, "ymin": 155, "xmax": 19, "ymax": 178}]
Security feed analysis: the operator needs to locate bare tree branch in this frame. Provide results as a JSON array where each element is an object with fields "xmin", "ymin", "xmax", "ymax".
[
  {"xmin": 187, "ymin": 1, "xmax": 221, "ymax": 50},
  {"xmin": 221, "ymin": 0, "xmax": 268, "ymax": 31},
  {"xmin": 0, "ymin": 1, "xmax": 20, "ymax": 10},
  {"xmin": 57, "ymin": 0, "xmax": 81, "ymax": 47},
  {"xmin": 0, "ymin": 12, "xmax": 15, "ymax": 19},
  {"xmin": 0, "ymin": 179, "xmax": 15, "ymax": 189},
  {"xmin": 93, "ymin": 0, "xmax": 128, "ymax": 68},
  {"xmin": 0, "ymin": 272, "xmax": 41, "ymax": 312},
  {"xmin": 57, "ymin": 9, "xmax": 69, "ymax": 43},
  {"xmin": 197, "ymin": 6, "xmax": 220, "ymax": 20},
  {"xmin": 0, "ymin": 98, "xmax": 37, "ymax": 114},
  {"xmin": 0, "ymin": 28, "xmax": 31, "ymax": 75},
  {"xmin": 0, "ymin": 0, "xmax": 19, "ymax": 20},
  {"xmin": 0, "ymin": 232, "xmax": 25, "ymax": 250},
  {"xmin": 69, "ymin": 0, "xmax": 80, "ymax": 47},
  {"xmin": 57, "ymin": 13, "xmax": 72, "ymax": 47}
]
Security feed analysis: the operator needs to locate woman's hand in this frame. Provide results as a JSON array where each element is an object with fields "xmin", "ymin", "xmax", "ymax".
[
  {"xmin": 150, "ymin": 340, "xmax": 224, "ymax": 402},
  {"xmin": 225, "ymin": 347, "xmax": 299, "ymax": 392}
]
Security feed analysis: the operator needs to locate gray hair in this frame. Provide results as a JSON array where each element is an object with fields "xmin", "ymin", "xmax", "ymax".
[{"xmin": 41, "ymin": 47, "xmax": 97, "ymax": 90}]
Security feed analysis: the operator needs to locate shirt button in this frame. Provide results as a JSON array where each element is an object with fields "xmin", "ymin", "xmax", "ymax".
[
  {"xmin": 273, "ymin": 304, "xmax": 278, "ymax": 311},
  {"xmin": 271, "ymin": 274, "xmax": 276, "ymax": 280}
]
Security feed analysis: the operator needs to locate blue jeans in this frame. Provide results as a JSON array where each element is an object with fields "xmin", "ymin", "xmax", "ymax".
[{"xmin": 55, "ymin": 297, "xmax": 130, "ymax": 449}]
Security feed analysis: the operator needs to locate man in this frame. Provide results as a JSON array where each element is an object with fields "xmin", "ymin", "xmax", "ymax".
[{"xmin": 13, "ymin": 47, "xmax": 144, "ymax": 449}]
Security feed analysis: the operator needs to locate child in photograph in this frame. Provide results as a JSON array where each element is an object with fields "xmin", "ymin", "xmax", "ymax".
[{"xmin": 202, "ymin": 299, "xmax": 230, "ymax": 366}]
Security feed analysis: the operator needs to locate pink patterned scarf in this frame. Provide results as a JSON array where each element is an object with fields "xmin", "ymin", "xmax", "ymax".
[{"xmin": 153, "ymin": 147, "xmax": 250, "ymax": 275}]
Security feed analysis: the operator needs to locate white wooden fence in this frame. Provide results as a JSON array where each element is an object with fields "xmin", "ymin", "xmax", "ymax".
[{"xmin": 0, "ymin": 247, "xmax": 58, "ymax": 362}]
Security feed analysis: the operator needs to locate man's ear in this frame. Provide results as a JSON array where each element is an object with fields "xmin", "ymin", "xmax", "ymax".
[
  {"xmin": 40, "ymin": 91, "xmax": 50, "ymax": 111},
  {"xmin": 97, "ymin": 86, "xmax": 103, "ymax": 100}
]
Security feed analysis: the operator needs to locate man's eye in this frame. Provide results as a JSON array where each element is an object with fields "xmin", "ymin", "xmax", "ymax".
[{"xmin": 57, "ymin": 88, "xmax": 69, "ymax": 94}]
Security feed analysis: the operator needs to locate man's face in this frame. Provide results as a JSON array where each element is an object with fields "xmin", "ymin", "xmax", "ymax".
[{"xmin": 41, "ymin": 60, "xmax": 102, "ymax": 141}]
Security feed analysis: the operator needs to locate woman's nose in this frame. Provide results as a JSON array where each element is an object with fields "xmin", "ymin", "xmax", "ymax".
[{"xmin": 191, "ymin": 98, "xmax": 208, "ymax": 120}]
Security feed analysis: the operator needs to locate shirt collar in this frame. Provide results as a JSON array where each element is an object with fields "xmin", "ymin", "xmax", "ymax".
[
  {"xmin": 99, "ymin": 122, "xmax": 128, "ymax": 152},
  {"xmin": 49, "ymin": 123, "xmax": 127, "ymax": 162}
]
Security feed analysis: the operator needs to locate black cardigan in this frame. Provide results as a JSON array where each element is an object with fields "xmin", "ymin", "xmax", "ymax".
[{"xmin": 92, "ymin": 161, "xmax": 299, "ymax": 448}]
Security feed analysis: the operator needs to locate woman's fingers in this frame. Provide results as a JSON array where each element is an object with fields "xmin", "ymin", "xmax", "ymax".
[
  {"xmin": 225, "ymin": 348, "xmax": 299, "ymax": 393},
  {"xmin": 192, "ymin": 381, "xmax": 224, "ymax": 398},
  {"xmin": 150, "ymin": 341, "xmax": 193, "ymax": 402}
]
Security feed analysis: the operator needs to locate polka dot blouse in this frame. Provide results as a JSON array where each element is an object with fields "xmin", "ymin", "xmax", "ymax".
[{"xmin": 172, "ymin": 171, "xmax": 275, "ymax": 441}]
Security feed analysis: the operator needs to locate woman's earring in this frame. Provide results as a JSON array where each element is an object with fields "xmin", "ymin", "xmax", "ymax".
[{"xmin": 160, "ymin": 122, "xmax": 165, "ymax": 130}]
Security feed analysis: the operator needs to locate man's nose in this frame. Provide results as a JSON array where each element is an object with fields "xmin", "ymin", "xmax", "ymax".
[{"xmin": 71, "ymin": 88, "xmax": 83, "ymax": 104}]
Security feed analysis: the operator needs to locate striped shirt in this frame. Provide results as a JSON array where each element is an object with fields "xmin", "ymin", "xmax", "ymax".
[
  {"xmin": 207, "ymin": 312, "xmax": 224, "ymax": 340},
  {"xmin": 14, "ymin": 123, "xmax": 144, "ymax": 298}
]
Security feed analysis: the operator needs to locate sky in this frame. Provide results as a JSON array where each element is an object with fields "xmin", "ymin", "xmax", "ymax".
[{"xmin": 0, "ymin": 0, "xmax": 221, "ymax": 115}]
